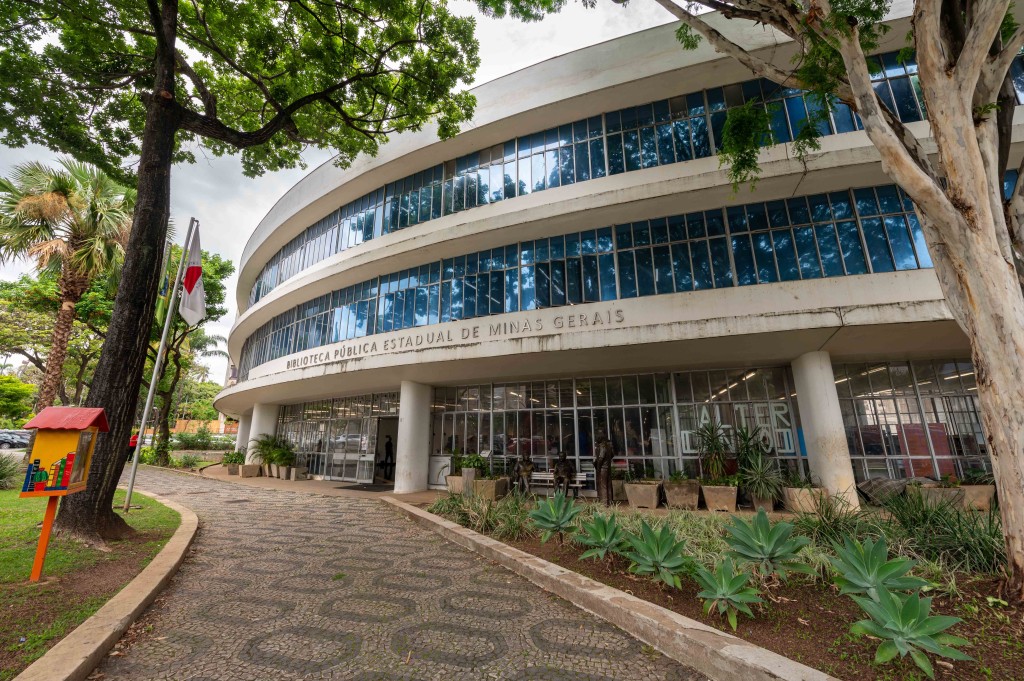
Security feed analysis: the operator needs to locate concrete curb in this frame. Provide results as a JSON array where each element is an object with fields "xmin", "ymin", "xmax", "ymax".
[
  {"xmin": 15, "ymin": 490, "xmax": 199, "ymax": 681},
  {"xmin": 382, "ymin": 497, "xmax": 837, "ymax": 681}
]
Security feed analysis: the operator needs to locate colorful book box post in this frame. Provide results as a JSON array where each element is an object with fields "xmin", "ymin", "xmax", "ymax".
[{"xmin": 20, "ymin": 407, "xmax": 109, "ymax": 581}]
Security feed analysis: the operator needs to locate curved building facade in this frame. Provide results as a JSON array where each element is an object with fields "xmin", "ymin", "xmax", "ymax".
[{"xmin": 217, "ymin": 7, "xmax": 1018, "ymax": 497}]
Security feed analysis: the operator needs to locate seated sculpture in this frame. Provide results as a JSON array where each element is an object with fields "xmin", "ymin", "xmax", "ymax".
[
  {"xmin": 552, "ymin": 451, "xmax": 576, "ymax": 497},
  {"xmin": 512, "ymin": 452, "xmax": 534, "ymax": 495}
]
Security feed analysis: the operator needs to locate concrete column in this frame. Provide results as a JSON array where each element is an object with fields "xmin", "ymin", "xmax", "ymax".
[
  {"xmin": 791, "ymin": 351, "xmax": 859, "ymax": 508},
  {"xmin": 235, "ymin": 413, "xmax": 251, "ymax": 453},
  {"xmin": 245, "ymin": 403, "xmax": 279, "ymax": 464},
  {"xmin": 394, "ymin": 381, "xmax": 432, "ymax": 494}
]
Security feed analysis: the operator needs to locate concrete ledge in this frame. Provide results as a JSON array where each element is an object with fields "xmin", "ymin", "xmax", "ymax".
[
  {"xmin": 382, "ymin": 497, "xmax": 837, "ymax": 681},
  {"xmin": 15, "ymin": 491, "xmax": 199, "ymax": 681}
]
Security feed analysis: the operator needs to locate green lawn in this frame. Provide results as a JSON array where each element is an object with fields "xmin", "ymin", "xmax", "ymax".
[{"xmin": 0, "ymin": 487, "xmax": 180, "ymax": 679}]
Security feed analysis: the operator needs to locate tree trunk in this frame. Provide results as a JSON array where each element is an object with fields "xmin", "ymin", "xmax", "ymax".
[
  {"xmin": 36, "ymin": 297, "xmax": 79, "ymax": 410},
  {"xmin": 54, "ymin": 0, "xmax": 180, "ymax": 543}
]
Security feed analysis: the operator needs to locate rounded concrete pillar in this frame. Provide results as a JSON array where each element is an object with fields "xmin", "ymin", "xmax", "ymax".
[
  {"xmin": 245, "ymin": 403, "xmax": 280, "ymax": 464},
  {"xmin": 791, "ymin": 351, "xmax": 859, "ymax": 508},
  {"xmin": 394, "ymin": 381, "xmax": 432, "ymax": 494},
  {"xmin": 235, "ymin": 413, "xmax": 252, "ymax": 453}
]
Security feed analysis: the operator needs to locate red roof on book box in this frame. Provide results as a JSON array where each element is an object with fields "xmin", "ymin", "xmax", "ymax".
[{"xmin": 24, "ymin": 407, "xmax": 109, "ymax": 432}]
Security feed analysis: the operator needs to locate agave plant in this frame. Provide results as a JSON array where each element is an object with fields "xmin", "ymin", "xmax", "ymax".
[
  {"xmin": 850, "ymin": 588, "xmax": 971, "ymax": 679},
  {"xmin": 577, "ymin": 513, "xmax": 628, "ymax": 562},
  {"xmin": 528, "ymin": 492, "xmax": 581, "ymax": 545},
  {"xmin": 623, "ymin": 520, "xmax": 692, "ymax": 588},
  {"xmin": 828, "ymin": 536, "xmax": 930, "ymax": 602},
  {"xmin": 692, "ymin": 557, "xmax": 763, "ymax": 631},
  {"xmin": 724, "ymin": 509, "xmax": 811, "ymax": 584}
]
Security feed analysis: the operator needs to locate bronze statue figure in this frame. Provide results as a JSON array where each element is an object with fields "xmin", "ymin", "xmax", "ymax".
[
  {"xmin": 512, "ymin": 452, "xmax": 534, "ymax": 495},
  {"xmin": 552, "ymin": 451, "xmax": 576, "ymax": 497},
  {"xmin": 594, "ymin": 436, "xmax": 615, "ymax": 506}
]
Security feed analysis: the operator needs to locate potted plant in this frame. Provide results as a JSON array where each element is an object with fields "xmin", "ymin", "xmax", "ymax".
[
  {"xmin": 624, "ymin": 468, "xmax": 662, "ymax": 509},
  {"xmin": 739, "ymin": 454, "xmax": 783, "ymax": 511},
  {"xmin": 917, "ymin": 474, "xmax": 966, "ymax": 508},
  {"xmin": 697, "ymin": 421, "xmax": 738, "ymax": 512},
  {"xmin": 663, "ymin": 470, "xmax": 700, "ymax": 510},
  {"xmin": 960, "ymin": 469, "xmax": 996, "ymax": 511},
  {"xmin": 248, "ymin": 434, "xmax": 294, "ymax": 479},
  {"xmin": 277, "ymin": 448, "xmax": 295, "ymax": 480},
  {"xmin": 781, "ymin": 470, "xmax": 824, "ymax": 513},
  {"xmin": 474, "ymin": 473, "xmax": 509, "ymax": 501},
  {"xmin": 221, "ymin": 450, "xmax": 244, "ymax": 476},
  {"xmin": 610, "ymin": 468, "xmax": 628, "ymax": 502}
]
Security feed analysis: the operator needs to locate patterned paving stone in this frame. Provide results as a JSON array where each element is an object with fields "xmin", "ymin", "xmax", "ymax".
[{"xmin": 97, "ymin": 468, "xmax": 704, "ymax": 680}]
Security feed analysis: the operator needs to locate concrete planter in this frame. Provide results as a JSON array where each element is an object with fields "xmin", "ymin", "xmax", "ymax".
[
  {"xmin": 446, "ymin": 475, "xmax": 464, "ymax": 494},
  {"xmin": 239, "ymin": 464, "xmax": 260, "ymax": 478},
  {"xmin": 663, "ymin": 480, "xmax": 700, "ymax": 510},
  {"xmin": 702, "ymin": 485, "xmax": 738, "ymax": 512},
  {"xmin": 961, "ymin": 484, "xmax": 996, "ymax": 511},
  {"xmin": 269, "ymin": 463, "xmax": 279, "ymax": 478},
  {"xmin": 782, "ymin": 487, "xmax": 822, "ymax": 513},
  {"xmin": 918, "ymin": 486, "xmax": 965, "ymax": 508},
  {"xmin": 278, "ymin": 465, "xmax": 292, "ymax": 480},
  {"xmin": 625, "ymin": 482, "xmax": 662, "ymax": 509},
  {"xmin": 290, "ymin": 466, "xmax": 308, "ymax": 481},
  {"xmin": 262, "ymin": 463, "xmax": 272, "ymax": 477},
  {"xmin": 474, "ymin": 478, "xmax": 509, "ymax": 501},
  {"xmin": 225, "ymin": 463, "xmax": 239, "ymax": 476},
  {"xmin": 611, "ymin": 479, "xmax": 627, "ymax": 502},
  {"xmin": 751, "ymin": 495, "xmax": 775, "ymax": 512}
]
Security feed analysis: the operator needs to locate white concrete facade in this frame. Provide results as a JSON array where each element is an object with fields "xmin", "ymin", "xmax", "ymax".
[
  {"xmin": 246, "ymin": 403, "xmax": 279, "ymax": 464},
  {"xmin": 217, "ymin": 4, "xmax": 1009, "ymax": 494}
]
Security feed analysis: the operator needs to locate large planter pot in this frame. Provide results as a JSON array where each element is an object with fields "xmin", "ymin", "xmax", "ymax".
[
  {"xmin": 611, "ymin": 479, "xmax": 627, "ymax": 502},
  {"xmin": 702, "ymin": 485, "xmax": 738, "ymax": 512},
  {"xmin": 663, "ymin": 480, "xmax": 700, "ymax": 510},
  {"xmin": 751, "ymin": 495, "xmax": 775, "ymax": 512},
  {"xmin": 782, "ymin": 487, "xmax": 822, "ymax": 514},
  {"xmin": 239, "ymin": 464, "xmax": 260, "ymax": 478},
  {"xmin": 290, "ymin": 466, "xmax": 308, "ymax": 481},
  {"xmin": 278, "ymin": 465, "xmax": 292, "ymax": 480},
  {"xmin": 961, "ymin": 484, "xmax": 996, "ymax": 511},
  {"xmin": 269, "ymin": 463, "xmax": 279, "ymax": 478},
  {"xmin": 474, "ymin": 478, "xmax": 509, "ymax": 501},
  {"xmin": 262, "ymin": 463, "xmax": 272, "ymax": 477},
  {"xmin": 225, "ymin": 463, "xmax": 239, "ymax": 476},
  {"xmin": 446, "ymin": 475, "xmax": 464, "ymax": 494},
  {"xmin": 918, "ymin": 486, "xmax": 966, "ymax": 508},
  {"xmin": 625, "ymin": 482, "xmax": 662, "ymax": 509}
]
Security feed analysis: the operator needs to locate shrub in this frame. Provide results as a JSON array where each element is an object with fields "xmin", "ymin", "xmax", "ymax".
[
  {"xmin": 738, "ymin": 454, "xmax": 783, "ymax": 504},
  {"xmin": 623, "ymin": 520, "xmax": 691, "ymax": 588},
  {"xmin": 692, "ymin": 557, "xmax": 762, "ymax": 631},
  {"xmin": 221, "ymin": 450, "xmax": 245, "ymax": 465},
  {"xmin": 248, "ymin": 434, "xmax": 296, "ymax": 467},
  {"xmin": 0, "ymin": 454, "xmax": 21, "ymax": 490},
  {"xmin": 724, "ymin": 509, "xmax": 811, "ymax": 584},
  {"xmin": 428, "ymin": 493, "xmax": 533, "ymax": 541},
  {"xmin": 491, "ymin": 493, "xmax": 532, "ymax": 541},
  {"xmin": 792, "ymin": 492, "xmax": 880, "ymax": 547},
  {"xmin": 529, "ymin": 492, "xmax": 581, "ymax": 545},
  {"xmin": 177, "ymin": 453, "xmax": 203, "ymax": 469},
  {"xmin": 577, "ymin": 513, "xmax": 628, "ymax": 562},
  {"xmin": 828, "ymin": 536, "xmax": 930, "ymax": 601},
  {"xmin": 694, "ymin": 420, "xmax": 729, "ymax": 481},
  {"xmin": 850, "ymin": 588, "xmax": 971, "ymax": 679}
]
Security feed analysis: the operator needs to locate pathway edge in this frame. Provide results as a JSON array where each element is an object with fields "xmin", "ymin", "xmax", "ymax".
[
  {"xmin": 15, "ymin": 490, "xmax": 199, "ymax": 681},
  {"xmin": 382, "ymin": 496, "xmax": 838, "ymax": 681}
]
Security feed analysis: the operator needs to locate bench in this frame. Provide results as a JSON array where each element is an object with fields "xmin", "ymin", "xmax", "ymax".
[{"xmin": 529, "ymin": 471, "xmax": 589, "ymax": 497}]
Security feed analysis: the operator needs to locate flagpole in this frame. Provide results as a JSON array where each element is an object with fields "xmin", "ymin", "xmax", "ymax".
[{"xmin": 123, "ymin": 218, "xmax": 198, "ymax": 511}]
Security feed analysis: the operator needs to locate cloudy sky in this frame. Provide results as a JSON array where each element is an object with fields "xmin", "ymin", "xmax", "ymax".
[{"xmin": 0, "ymin": 1, "xmax": 673, "ymax": 383}]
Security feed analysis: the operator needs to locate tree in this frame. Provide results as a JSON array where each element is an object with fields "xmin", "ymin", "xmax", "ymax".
[
  {"xmin": 175, "ymin": 379, "xmax": 223, "ymax": 423},
  {"xmin": 0, "ymin": 160, "xmax": 132, "ymax": 410},
  {"xmin": 0, "ymin": 0, "xmax": 492, "ymax": 542},
  {"xmin": 612, "ymin": 0, "xmax": 1024, "ymax": 598},
  {"xmin": 0, "ymin": 375, "xmax": 35, "ymax": 422}
]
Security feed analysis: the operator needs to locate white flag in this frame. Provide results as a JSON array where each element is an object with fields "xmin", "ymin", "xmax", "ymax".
[{"xmin": 178, "ymin": 228, "xmax": 205, "ymax": 326}]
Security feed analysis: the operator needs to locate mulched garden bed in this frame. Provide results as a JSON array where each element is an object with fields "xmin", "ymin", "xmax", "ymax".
[{"xmin": 507, "ymin": 535, "xmax": 1024, "ymax": 681}]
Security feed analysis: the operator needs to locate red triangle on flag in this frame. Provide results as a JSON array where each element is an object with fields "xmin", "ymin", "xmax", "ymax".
[{"xmin": 183, "ymin": 266, "xmax": 202, "ymax": 293}]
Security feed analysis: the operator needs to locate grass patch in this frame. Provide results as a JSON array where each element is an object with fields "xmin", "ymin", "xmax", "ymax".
[{"xmin": 0, "ymin": 487, "xmax": 179, "ymax": 680}]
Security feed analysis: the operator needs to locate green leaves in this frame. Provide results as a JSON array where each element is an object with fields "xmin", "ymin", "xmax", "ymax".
[
  {"xmin": 725, "ymin": 510, "xmax": 811, "ymax": 584},
  {"xmin": 850, "ymin": 588, "xmax": 971, "ymax": 679},
  {"xmin": 577, "ymin": 512, "xmax": 628, "ymax": 562},
  {"xmin": 692, "ymin": 557, "xmax": 762, "ymax": 631},
  {"xmin": 623, "ymin": 520, "xmax": 691, "ymax": 589},
  {"xmin": 528, "ymin": 492, "xmax": 581, "ymax": 545},
  {"xmin": 717, "ymin": 100, "xmax": 773, "ymax": 191},
  {"xmin": 828, "ymin": 536, "xmax": 930, "ymax": 601}
]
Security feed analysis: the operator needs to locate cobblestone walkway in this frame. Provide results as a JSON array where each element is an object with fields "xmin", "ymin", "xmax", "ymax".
[{"xmin": 99, "ymin": 468, "xmax": 702, "ymax": 681}]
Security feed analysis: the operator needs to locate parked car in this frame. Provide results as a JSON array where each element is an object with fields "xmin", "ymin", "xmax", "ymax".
[{"xmin": 0, "ymin": 430, "xmax": 29, "ymax": 449}]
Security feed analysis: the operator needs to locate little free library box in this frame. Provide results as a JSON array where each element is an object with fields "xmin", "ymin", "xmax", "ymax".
[{"xmin": 21, "ymin": 407, "xmax": 109, "ymax": 497}]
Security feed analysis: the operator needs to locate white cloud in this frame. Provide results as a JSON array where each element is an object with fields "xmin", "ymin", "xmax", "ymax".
[{"xmin": 0, "ymin": 2, "xmax": 675, "ymax": 386}]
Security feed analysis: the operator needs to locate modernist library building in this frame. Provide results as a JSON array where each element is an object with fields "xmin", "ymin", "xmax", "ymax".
[{"xmin": 216, "ymin": 7, "xmax": 1022, "ymax": 498}]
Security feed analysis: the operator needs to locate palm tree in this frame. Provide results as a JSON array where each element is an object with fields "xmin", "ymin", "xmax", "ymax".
[{"xmin": 0, "ymin": 160, "xmax": 134, "ymax": 410}]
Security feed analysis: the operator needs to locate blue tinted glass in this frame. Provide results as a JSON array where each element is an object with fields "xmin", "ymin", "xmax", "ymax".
[
  {"xmin": 575, "ymin": 144, "xmax": 590, "ymax": 182},
  {"xmin": 668, "ymin": 216, "xmax": 685, "ymax": 242},
  {"xmin": 773, "ymin": 230, "xmax": 800, "ymax": 281},
  {"xmin": 566, "ymin": 233, "xmax": 581, "ymax": 257},
  {"xmin": 876, "ymin": 185, "xmax": 902, "ymax": 213},
  {"xmin": 794, "ymin": 227, "xmax": 822, "ymax": 279},
  {"xmin": 672, "ymin": 243, "xmax": 693, "ymax": 291},
  {"xmin": 618, "ymin": 251, "xmax": 638, "ymax": 298},
  {"xmin": 831, "ymin": 100, "xmax": 857, "ymax": 133},
  {"xmin": 520, "ymin": 242, "xmax": 534, "ymax": 266},
  {"xmin": 559, "ymin": 147, "xmax": 575, "ymax": 186},
  {"xmin": 588, "ymin": 116, "xmax": 603, "ymax": 138},
  {"xmin": 747, "ymin": 204, "xmax": 768, "ymax": 231},
  {"xmin": 816, "ymin": 224, "xmax": 845, "ymax": 276},
  {"xmin": 640, "ymin": 126, "xmax": 658, "ymax": 168},
  {"xmin": 806, "ymin": 95, "xmax": 833, "ymax": 136},
  {"xmin": 532, "ymin": 153, "xmax": 546, "ymax": 192},
  {"xmin": 623, "ymin": 130, "xmax": 641, "ymax": 172},
  {"xmin": 488, "ymin": 271, "xmax": 503, "ymax": 314},
  {"xmin": 590, "ymin": 138, "xmax": 607, "ymax": 178},
  {"xmin": 443, "ymin": 258, "xmax": 454, "ymax": 279},
  {"xmin": 620, "ymin": 106, "xmax": 638, "ymax": 130},
  {"xmin": 673, "ymin": 119, "xmax": 692, "ymax": 161},
  {"xmin": 597, "ymin": 227, "xmax": 614, "ymax": 253},
  {"xmin": 535, "ymin": 238, "xmax": 549, "ymax": 262},
  {"xmin": 505, "ymin": 140, "xmax": 517, "ymax": 161},
  {"xmin": 809, "ymin": 194, "xmax": 831, "ymax": 222},
  {"xmin": 581, "ymin": 230, "xmax": 597, "ymax": 255},
  {"xmin": 906, "ymin": 215, "xmax": 931, "ymax": 267},
  {"xmin": 710, "ymin": 238, "xmax": 733, "ymax": 288},
  {"xmin": 888, "ymin": 77, "xmax": 921, "ymax": 122},
  {"xmin": 503, "ymin": 270, "xmax": 520, "ymax": 313},
  {"xmin": 854, "ymin": 188, "xmax": 880, "ymax": 216},
  {"xmin": 691, "ymin": 241, "xmax": 713, "ymax": 290},
  {"xmin": 583, "ymin": 255, "xmax": 600, "ymax": 302},
  {"xmin": 691, "ymin": 117, "xmax": 711, "ymax": 158},
  {"xmin": 441, "ymin": 281, "xmax": 451, "ymax": 322},
  {"xmin": 637, "ymin": 103, "xmax": 654, "ymax": 127},
  {"xmin": 785, "ymin": 97, "xmax": 808, "ymax": 136},
  {"xmin": 829, "ymin": 192, "xmax": 853, "ymax": 219},
  {"xmin": 860, "ymin": 217, "xmax": 895, "ymax": 272},
  {"xmin": 873, "ymin": 81, "xmax": 896, "ymax": 116},
  {"xmin": 599, "ymin": 254, "xmax": 617, "ymax": 301},
  {"xmin": 566, "ymin": 258, "xmax": 582, "ymax": 303},
  {"xmin": 549, "ymin": 236, "xmax": 564, "ymax": 261},
  {"xmin": 650, "ymin": 218, "xmax": 669, "ymax": 244},
  {"xmin": 404, "ymin": 289, "xmax": 416, "ymax": 327},
  {"xmin": 767, "ymin": 200, "xmax": 789, "ymax": 227},
  {"xmin": 504, "ymin": 162, "xmax": 517, "ymax": 199},
  {"xmin": 706, "ymin": 88, "xmax": 726, "ymax": 111},
  {"xmin": 787, "ymin": 197, "xmax": 810, "ymax": 224},
  {"xmin": 732, "ymin": 235, "xmax": 757, "ymax": 286},
  {"xmin": 490, "ymin": 165, "xmax": 503, "ymax": 202},
  {"xmin": 518, "ymin": 158, "xmax": 531, "ymax": 195},
  {"xmin": 754, "ymin": 232, "xmax": 777, "ymax": 282},
  {"xmin": 549, "ymin": 261, "xmax": 566, "ymax": 307},
  {"xmin": 559, "ymin": 124, "xmax": 573, "ymax": 146},
  {"xmin": 654, "ymin": 100, "xmax": 671, "ymax": 123},
  {"xmin": 882, "ymin": 52, "xmax": 905, "ymax": 77},
  {"xmin": 545, "ymin": 149, "xmax": 560, "ymax": 188},
  {"xmin": 687, "ymin": 92, "xmax": 706, "ymax": 115},
  {"xmin": 606, "ymin": 110, "xmax": 622, "ymax": 134},
  {"xmin": 633, "ymin": 222, "xmax": 651, "ymax": 247},
  {"xmin": 519, "ymin": 266, "xmax": 534, "ymax": 310},
  {"xmin": 653, "ymin": 246, "xmax": 673, "ymax": 294},
  {"xmin": 836, "ymin": 221, "xmax": 868, "ymax": 274},
  {"xmin": 635, "ymin": 249, "xmax": 656, "ymax": 296},
  {"xmin": 686, "ymin": 213, "xmax": 705, "ymax": 239},
  {"xmin": 573, "ymin": 120, "xmax": 588, "ymax": 143},
  {"xmin": 705, "ymin": 211, "xmax": 726, "ymax": 236},
  {"xmin": 710, "ymin": 111, "xmax": 727, "ymax": 151},
  {"xmin": 428, "ymin": 285, "xmax": 440, "ymax": 325},
  {"xmin": 728, "ymin": 206, "xmax": 748, "ymax": 232},
  {"xmin": 615, "ymin": 224, "xmax": 633, "ymax": 249},
  {"xmin": 885, "ymin": 216, "xmax": 919, "ymax": 270},
  {"xmin": 450, "ymin": 279, "xmax": 463, "ymax": 320},
  {"xmin": 428, "ymin": 261, "xmax": 440, "ymax": 284}
]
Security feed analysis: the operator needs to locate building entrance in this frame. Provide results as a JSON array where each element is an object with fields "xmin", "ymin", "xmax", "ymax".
[{"xmin": 375, "ymin": 417, "xmax": 399, "ymax": 483}]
